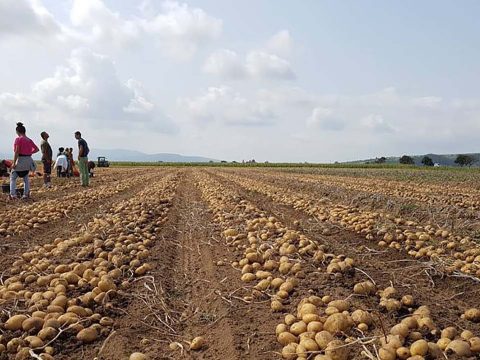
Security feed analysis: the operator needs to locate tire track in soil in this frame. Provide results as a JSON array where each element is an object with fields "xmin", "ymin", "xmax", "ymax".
[
  {"xmin": 211, "ymin": 172, "xmax": 480, "ymax": 342},
  {"xmin": 171, "ymin": 173, "xmax": 279, "ymax": 360},
  {"xmin": 0, "ymin": 170, "xmax": 173, "ymax": 274}
]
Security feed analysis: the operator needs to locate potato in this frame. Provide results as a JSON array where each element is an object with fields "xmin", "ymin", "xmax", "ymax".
[
  {"xmin": 351, "ymin": 310, "xmax": 372, "ymax": 326},
  {"xmin": 396, "ymin": 346, "xmax": 410, "ymax": 359},
  {"xmin": 440, "ymin": 327, "xmax": 456, "ymax": 339},
  {"xmin": 282, "ymin": 343, "xmax": 297, "ymax": 360},
  {"xmin": 302, "ymin": 313, "xmax": 320, "ymax": 324},
  {"xmin": 290, "ymin": 321, "xmax": 307, "ymax": 336},
  {"xmin": 38, "ymin": 327, "xmax": 57, "ymax": 341},
  {"xmin": 5, "ymin": 315, "xmax": 28, "ymax": 330},
  {"xmin": 469, "ymin": 337, "xmax": 480, "ymax": 353},
  {"xmin": 307, "ymin": 321, "xmax": 323, "ymax": 332},
  {"xmin": 329, "ymin": 300, "xmax": 349, "ymax": 312},
  {"xmin": 298, "ymin": 303, "xmax": 317, "ymax": 317},
  {"xmin": 271, "ymin": 300, "xmax": 284, "ymax": 312},
  {"xmin": 437, "ymin": 337, "xmax": 451, "ymax": 350},
  {"xmin": 445, "ymin": 339, "xmax": 471, "ymax": 356},
  {"xmin": 276, "ymin": 324, "xmax": 288, "ymax": 336},
  {"xmin": 278, "ymin": 332, "xmax": 298, "ymax": 346},
  {"xmin": 410, "ymin": 340, "xmax": 428, "ymax": 356},
  {"xmin": 464, "ymin": 308, "xmax": 480, "ymax": 322},
  {"xmin": 325, "ymin": 339, "xmax": 349, "ymax": 360},
  {"xmin": 353, "ymin": 281, "xmax": 375, "ymax": 295},
  {"xmin": 315, "ymin": 331, "xmax": 334, "ymax": 349},
  {"xmin": 300, "ymin": 338, "xmax": 319, "ymax": 352},
  {"xmin": 22, "ymin": 317, "xmax": 44, "ymax": 332},
  {"xmin": 77, "ymin": 327, "xmax": 98, "ymax": 343},
  {"xmin": 25, "ymin": 335, "xmax": 44, "ymax": 348},
  {"xmin": 390, "ymin": 323, "xmax": 409, "ymax": 338},
  {"xmin": 323, "ymin": 313, "xmax": 352, "ymax": 334},
  {"xmin": 129, "ymin": 353, "xmax": 148, "ymax": 360},
  {"xmin": 379, "ymin": 347, "xmax": 396, "ymax": 360},
  {"xmin": 190, "ymin": 336, "xmax": 205, "ymax": 350}
]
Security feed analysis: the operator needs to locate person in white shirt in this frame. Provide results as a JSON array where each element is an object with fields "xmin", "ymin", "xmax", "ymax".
[{"xmin": 54, "ymin": 147, "xmax": 68, "ymax": 178}]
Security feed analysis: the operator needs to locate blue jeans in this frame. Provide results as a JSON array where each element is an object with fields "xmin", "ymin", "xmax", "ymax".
[{"xmin": 10, "ymin": 171, "xmax": 30, "ymax": 197}]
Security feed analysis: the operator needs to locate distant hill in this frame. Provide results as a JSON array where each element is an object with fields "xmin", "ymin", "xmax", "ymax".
[
  {"xmin": 351, "ymin": 153, "xmax": 480, "ymax": 166},
  {"xmin": 89, "ymin": 149, "xmax": 218, "ymax": 163},
  {"xmin": 0, "ymin": 149, "xmax": 218, "ymax": 163}
]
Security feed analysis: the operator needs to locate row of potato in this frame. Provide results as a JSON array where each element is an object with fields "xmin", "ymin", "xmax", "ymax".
[
  {"xmin": 266, "ymin": 171, "xmax": 480, "ymax": 211},
  {"xmin": 195, "ymin": 172, "xmax": 480, "ymax": 359},
  {"xmin": 0, "ymin": 170, "xmax": 162, "ymax": 238},
  {"xmin": 0, "ymin": 173, "xmax": 178, "ymax": 359},
  {"xmin": 218, "ymin": 171, "xmax": 480, "ymax": 278}
]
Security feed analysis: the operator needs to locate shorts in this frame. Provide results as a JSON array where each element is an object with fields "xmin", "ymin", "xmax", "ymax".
[{"xmin": 43, "ymin": 160, "xmax": 52, "ymax": 175}]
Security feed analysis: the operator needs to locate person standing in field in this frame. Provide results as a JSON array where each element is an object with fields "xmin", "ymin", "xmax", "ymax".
[
  {"xmin": 10, "ymin": 122, "xmax": 39, "ymax": 200},
  {"xmin": 40, "ymin": 131, "xmax": 52, "ymax": 187},
  {"xmin": 75, "ymin": 131, "xmax": 90, "ymax": 186},
  {"xmin": 68, "ymin": 147, "xmax": 75, "ymax": 177}
]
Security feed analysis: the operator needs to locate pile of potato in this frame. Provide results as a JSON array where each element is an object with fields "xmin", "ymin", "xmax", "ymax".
[
  {"xmin": 0, "ymin": 175, "xmax": 178, "ymax": 359},
  {"xmin": 220, "ymin": 172, "xmax": 480, "ymax": 278},
  {"xmin": 0, "ymin": 173, "xmax": 158, "ymax": 238},
  {"xmin": 197, "ymin": 174, "xmax": 359, "ymax": 313}
]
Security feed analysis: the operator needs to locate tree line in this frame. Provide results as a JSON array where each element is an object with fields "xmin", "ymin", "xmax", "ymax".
[{"xmin": 373, "ymin": 154, "xmax": 477, "ymax": 167}]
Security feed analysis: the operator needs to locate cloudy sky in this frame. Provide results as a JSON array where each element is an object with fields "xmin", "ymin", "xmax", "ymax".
[{"xmin": 1, "ymin": 0, "xmax": 479, "ymax": 162}]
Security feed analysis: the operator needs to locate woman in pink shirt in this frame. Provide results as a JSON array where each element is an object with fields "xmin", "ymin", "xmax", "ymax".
[{"xmin": 10, "ymin": 122, "xmax": 39, "ymax": 199}]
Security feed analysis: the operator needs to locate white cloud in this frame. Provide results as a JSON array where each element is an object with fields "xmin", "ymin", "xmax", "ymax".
[
  {"xmin": 204, "ymin": 49, "xmax": 295, "ymax": 80},
  {"xmin": 307, "ymin": 107, "xmax": 344, "ymax": 131},
  {"xmin": 2, "ymin": 0, "xmax": 222, "ymax": 59},
  {"xmin": 70, "ymin": 0, "xmax": 140, "ymax": 47},
  {"xmin": 267, "ymin": 30, "xmax": 293, "ymax": 57},
  {"xmin": 246, "ymin": 51, "xmax": 295, "ymax": 80},
  {"xmin": 0, "ymin": 0, "xmax": 62, "ymax": 38},
  {"xmin": 0, "ymin": 48, "xmax": 173, "ymax": 132},
  {"xmin": 139, "ymin": 1, "xmax": 222, "ymax": 59},
  {"xmin": 361, "ymin": 114, "xmax": 395, "ymax": 133},
  {"xmin": 179, "ymin": 86, "xmax": 275, "ymax": 126},
  {"xmin": 412, "ymin": 96, "xmax": 442, "ymax": 108},
  {"xmin": 203, "ymin": 49, "xmax": 246, "ymax": 78}
]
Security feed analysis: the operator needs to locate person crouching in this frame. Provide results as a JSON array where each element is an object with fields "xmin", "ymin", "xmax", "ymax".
[{"xmin": 54, "ymin": 148, "xmax": 68, "ymax": 178}]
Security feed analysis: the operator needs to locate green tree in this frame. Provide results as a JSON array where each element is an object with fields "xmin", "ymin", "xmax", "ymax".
[
  {"xmin": 399, "ymin": 155, "xmax": 415, "ymax": 165},
  {"xmin": 375, "ymin": 156, "xmax": 387, "ymax": 164},
  {"xmin": 454, "ymin": 154, "xmax": 476, "ymax": 167},
  {"xmin": 421, "ymin": 156, "xmax": 434, "ymax": 166}
]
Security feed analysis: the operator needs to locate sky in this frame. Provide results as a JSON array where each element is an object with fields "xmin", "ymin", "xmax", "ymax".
[{"xmin": 0, "ymin": 0, "xmax": 479, "ymax": 162}]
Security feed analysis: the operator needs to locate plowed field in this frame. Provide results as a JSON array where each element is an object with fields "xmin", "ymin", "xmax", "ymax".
[{"xmin": 1, "ymin": 167, "xmax": 479, "ymax": 360}]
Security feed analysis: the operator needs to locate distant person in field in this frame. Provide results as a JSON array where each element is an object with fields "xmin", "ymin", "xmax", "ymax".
[
  {"xmin": 54, "ymin": 148, "xmax": 68, "ymax": 178},
  {"xmin": 88, "ymin": 160, "xmax": 95, "ymax": 177},
  {"xmin": 75, "ymin": 131, "xmax": 90, "ymax": 186},
  {"xmin": 40, "ymin": 131, "xmax": 53, "ymax": 187},
  {"xmin": 64, "ymin": 148, "xmax": 72, "ymax": 178},
  {"xmin": 10, "ymin": 122, "xmax": 39, "ymax": 200},
  {"xmin": 68, "ymin": 147, "xmax": 75, "ymax": 177}
]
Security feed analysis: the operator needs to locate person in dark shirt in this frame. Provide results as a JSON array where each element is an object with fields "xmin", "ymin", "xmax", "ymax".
[
  {"xmin": 40, "ymin": 131, "xmax": 53, "ymax": 187},
  {"xmin": 74, "ymin": 131, "xmax": 90, "ymax": 186}
]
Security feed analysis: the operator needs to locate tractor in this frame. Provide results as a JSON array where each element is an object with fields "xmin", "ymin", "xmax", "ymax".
[{"xmin": 97, "ymin": 157, "xmax": 110, "ymax": 167}]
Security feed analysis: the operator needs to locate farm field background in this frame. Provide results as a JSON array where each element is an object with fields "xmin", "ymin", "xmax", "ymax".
[{"xmin": 1, "ymin": 166, "xmax": 479, "ymax": 360}]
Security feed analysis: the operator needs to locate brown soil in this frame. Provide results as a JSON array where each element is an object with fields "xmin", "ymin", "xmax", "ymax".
[{"xmin": 1, "ymin": 168, "xmax": 479, "ymax": 360}]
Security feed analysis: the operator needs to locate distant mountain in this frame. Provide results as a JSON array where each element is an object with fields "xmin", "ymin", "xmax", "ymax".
[
  {"xmin": 89, "ymin": 149, "xmax": 218, "ymax": 163},
  {"xmin": 351, "ymin": 153, "xmax": 480, "ymax": 166},
  {"xmin": 0, "ymin": 149, "xmax": 217, "ymax": 162}
]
